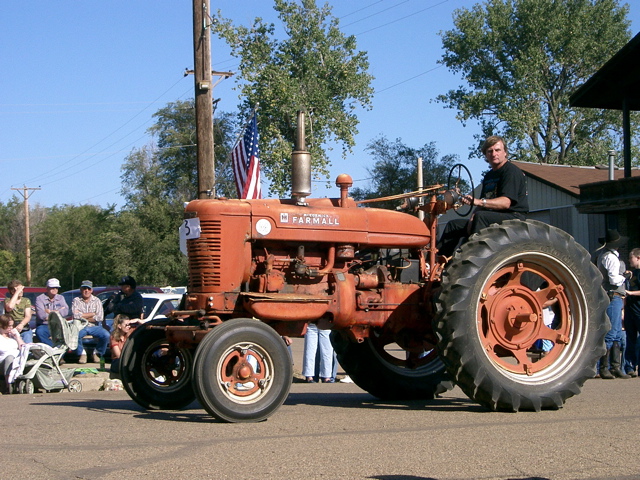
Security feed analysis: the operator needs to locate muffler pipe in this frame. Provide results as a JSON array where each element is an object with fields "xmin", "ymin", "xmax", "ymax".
[{"xmin": 292, "ymin": 110, "xmax": 312, "ymax": 205}]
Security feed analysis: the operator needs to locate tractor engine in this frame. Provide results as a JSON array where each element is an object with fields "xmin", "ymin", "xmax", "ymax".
[{"xmin": 182, "ymin": 191, "xmax": 435, "ymax": 346}]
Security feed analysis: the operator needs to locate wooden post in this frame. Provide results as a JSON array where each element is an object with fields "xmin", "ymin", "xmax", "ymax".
[
  {"xmin": 11, "ymin": 186, "xmax": 40, "ymax": 286},
  {"xmin": 193, "ymin": 0, "xmax": 215, "ymax": 198}
]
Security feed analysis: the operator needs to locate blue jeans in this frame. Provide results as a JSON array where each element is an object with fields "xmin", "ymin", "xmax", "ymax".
[
  {"xmin": 35, "ymin": 324, "xmax": 54, "ymax": 347},
  {"xmin": 75, "ymin": 325, "xmax": 110, "ymax": 357},
  {"xmin": 19, "ymin": 329, "xmax": 33, "ymax": 344},
  {"xmin": 604, "ymin": 296, "xmax": 624, "ymax": 349},
  {"xmin": 624, "ymin": 309, "xmax": 640, "ymax": 373},
  {"xmin": 302, "ymin": 323, "xmax": 334, "ymax": 379}
]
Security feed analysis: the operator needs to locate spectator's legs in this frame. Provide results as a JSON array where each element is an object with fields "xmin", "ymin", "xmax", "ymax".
[
  {"xmin": 604, "ymin": 296, "xmax": 623, "ymax": 350},
  {"xmin": 35, "ymin": 325, "xmax": 54, "ymax": 347},
  {"xmin": 90, "ymin": 325, "xmax": 110, "ymax": 357},
  {"xmin": 20, "ymin": 329, "xmax": 33, "ymax": 344},
  {"xmin": 623, "ymin": 311, "xmax": 639, "ymax": 375},
  {"xmin": 2, "ymin": 355, "xmax": 15, "ymax": 393},
  {"xmin": 302, "ymin": 323, "xmax": 319, "ymax": 380},
  {"xmin": 317, "ymin": 328, "xmax": 334, "ymax": 380}
]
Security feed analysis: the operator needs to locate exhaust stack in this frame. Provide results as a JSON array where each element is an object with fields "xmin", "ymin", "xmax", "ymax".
[{"xmin": 291, "ymin": 110, "xmax": 312, "ymax": 205}]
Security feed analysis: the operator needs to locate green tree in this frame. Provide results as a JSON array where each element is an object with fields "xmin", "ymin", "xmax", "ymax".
[
  {"xmin": 437, "ymin": 0, "xmax": 633, "ymax": 165},
  {"xmin": 0, "ymin": 197, "xmax": 48, "ymax": 285},
  {"xmin": 30, "ymin": 205, "xmax": 117, "ymax": 289},
  {"xmin": 0, "ymin": 250, "xmax": 19, "ymax": 286},
  {"xmin": 213, "ymin": 0, "xmax": 374, "ymax": 196},
  {"xmin": 351, "ymin": 136, "xmax": 459, "ymax": 210},
  {"xmin": 128, "ymin": 100, "xmax": 236, "ymax": 201}
]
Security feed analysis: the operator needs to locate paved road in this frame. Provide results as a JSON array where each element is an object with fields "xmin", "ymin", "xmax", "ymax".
[{"xmin": 2, "ymin": 365, "xmax": 639, "ymax": 480}]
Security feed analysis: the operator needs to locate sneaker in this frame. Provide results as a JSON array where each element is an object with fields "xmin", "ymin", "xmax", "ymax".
[
  {"xmin": 339, "ymin": 375, "xmax": 354, "ymax": 383},
  {"xmin": 78, "ymin": 354, "xmax": 87, "ymax": 364}
]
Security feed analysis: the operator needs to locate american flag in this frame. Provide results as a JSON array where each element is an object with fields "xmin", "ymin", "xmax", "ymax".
[{"xmin": 231, "ymin": 113, "xmax": 262, "ymax": 199}]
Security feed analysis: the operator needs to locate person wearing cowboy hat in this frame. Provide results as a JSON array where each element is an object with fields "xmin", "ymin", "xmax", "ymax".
[{"xmin": 596, "ymin": 229, "xmax": 631, "ymax": 379}]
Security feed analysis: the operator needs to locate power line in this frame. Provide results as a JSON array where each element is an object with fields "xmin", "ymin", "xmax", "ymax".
[
  {"xmin": 341, "ymin": 0, "xmax": 410, "ymax": 28},
  {"xmin": 354, "ymin": 0, "xmax": 449, "ymax": 36}
]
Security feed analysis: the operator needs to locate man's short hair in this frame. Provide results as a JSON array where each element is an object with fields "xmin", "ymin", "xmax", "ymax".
[
  {"xmin": 481, "ymin": 135, "xmax": 509, "ymax": 156},
  {"xmin": 631, "ymin": 248, "xmax": 640, "ymax": 258}
]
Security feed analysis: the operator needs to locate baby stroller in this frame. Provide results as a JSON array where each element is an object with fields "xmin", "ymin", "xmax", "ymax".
[{"xmin": 12, "ymin": 312, "xmax": 83, "ymax": 394}]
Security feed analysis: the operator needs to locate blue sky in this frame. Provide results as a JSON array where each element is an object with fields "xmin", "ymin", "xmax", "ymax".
[{"xmin": 2, "ymin": 1, "xmax": 639, "ymax": 208}]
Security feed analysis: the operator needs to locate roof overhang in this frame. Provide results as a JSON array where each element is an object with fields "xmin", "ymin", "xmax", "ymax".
[
  {"xmin": 570, "ymin": 33, "xmax": 640, "ymax": 110},
  {"xmin": 576, "ymin": 176, "xmax": 640, "ymax": 214}
]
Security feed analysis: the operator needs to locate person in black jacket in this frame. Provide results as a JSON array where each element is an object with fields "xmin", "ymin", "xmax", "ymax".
[
  {"xmin": 437, "ymin": 135, "xmax": 529, "ymax": 257},
  {"xmin": 105, "ymin": 276, "xmax": 144, "ymax": 320}
]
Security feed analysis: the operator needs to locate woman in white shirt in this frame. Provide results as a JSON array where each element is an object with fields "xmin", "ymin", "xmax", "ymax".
[{"xmin": 0, "ymin": 314, "xmax": 24, "ymax": 394}]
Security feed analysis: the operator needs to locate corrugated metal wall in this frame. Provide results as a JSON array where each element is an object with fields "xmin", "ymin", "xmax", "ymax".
[{"xmin": 526, "ymin": 177, "xmax": 603, "ymax": 253}]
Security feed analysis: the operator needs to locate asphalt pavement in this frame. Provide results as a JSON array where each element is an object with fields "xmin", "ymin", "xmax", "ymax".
[{"xmin": 2, "ymin": 337, "xmax": 640, "ymax": 479}]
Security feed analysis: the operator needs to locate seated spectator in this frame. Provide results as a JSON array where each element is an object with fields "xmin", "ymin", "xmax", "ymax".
[
  {"xmin": 71, "ymin": 280, "xmax": 109, "ymax": 364},
  {"xmin": 109, "ymin": 314, "xmax": 134, "ymax": 377},
  {"xmin": 34, "ymin": 278, "xmax": 69, "ymax": 347},
  {"xmin": 0, "ymin": 314, "xmax": 24, "ymax": 394},
  {"xmin": 4, "ymin": 280, "xmax": 33, "ymax": 343}
]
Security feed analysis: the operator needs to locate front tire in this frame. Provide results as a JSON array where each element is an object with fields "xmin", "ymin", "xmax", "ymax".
[
  {"xmin": 435, "ymin": 220, "xmax": 609, "ymax": 411},
  {"xmin": 192, "ymin": 318, "xmax": 292, "ymax": 422},
  {"xmin": 332, "ymin": 330, "xmax": 450, "ymax": 400},
  {"xmin": 120, "ymin": 320, "xmax": 195, "ymax": 410}
]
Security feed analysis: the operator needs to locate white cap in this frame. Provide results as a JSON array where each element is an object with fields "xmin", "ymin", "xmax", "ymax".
[{"xmin": 46, "ymin": 278, "xmax": 61, "ymax": 288}]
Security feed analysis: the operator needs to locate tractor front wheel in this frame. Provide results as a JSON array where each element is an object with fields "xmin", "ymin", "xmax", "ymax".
[{"xmin": 192, "ymin": 318, "xmax": 292, "ymax": 422}]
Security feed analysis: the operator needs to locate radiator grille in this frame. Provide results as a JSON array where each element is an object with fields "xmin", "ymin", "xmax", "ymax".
[{"xmin": 188, "ymin": 219, "xmax": 222, "ymax": 289}]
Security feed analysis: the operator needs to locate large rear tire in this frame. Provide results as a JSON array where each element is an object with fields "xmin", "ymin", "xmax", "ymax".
[
  {"xmin": 331, "ymin": 330, "xmax": 450, "ymax": 400},
  {"xmin": 120, "ymin": 320, "xmax": 196, "ymax": 410},
  {"xmin": 192, "ymin": 318, "xmax": 292, "ymax": 422},
  {"xmin": 435, "ymin": 219, "xmax": 609, "ymax": 411}
]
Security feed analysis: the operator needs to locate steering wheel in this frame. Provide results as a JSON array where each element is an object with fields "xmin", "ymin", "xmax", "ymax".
[{"xmin": 447, "ymin": 163, "xmax": 475, "ymax": 217}]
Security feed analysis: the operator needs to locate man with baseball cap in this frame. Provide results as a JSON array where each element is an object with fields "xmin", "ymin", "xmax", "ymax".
[
  {"xmin": 34, "ymin": 278, "xmax": 69, "ymax": 347},
  {"xmin": 105, "ymin": 276, "xmax": 144, "ymax": 320},
  {"xmin": 71, "ymin": 280, "xmax": 109, "ymax": 364}
]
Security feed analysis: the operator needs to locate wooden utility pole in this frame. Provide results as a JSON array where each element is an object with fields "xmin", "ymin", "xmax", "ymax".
[
  {"xmin": 11, "ymin": 186, "xmax": 40, "ymax": 286},
  {"xmin": 193, "ymin": 0, "xmax": 215, "ymax": 199}
]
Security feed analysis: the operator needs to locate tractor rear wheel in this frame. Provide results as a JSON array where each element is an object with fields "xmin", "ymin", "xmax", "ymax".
[
  {"xmin": 331, "ymin": 330, "xmax": 450, "ymax": 400},
  {"xmin": 192, "ymin": 318, "xmax": 292, "ymax": 422},
  {"xmin": 120, "ymin": 320, "xmax": 195, "ymax": 410},
  {"xmin": 435, "ymin": 219, "xmax": 609, "ymax": 411}
]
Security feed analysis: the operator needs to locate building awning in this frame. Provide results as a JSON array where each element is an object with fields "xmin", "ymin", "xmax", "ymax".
[
  {"xmin": 575, "ymin": 176, "xmax": 640, "ymax": 214},
  {"xmin": 570, "ymin": 32, "xmax": 640, "ymax": 179},
  {"xmin": 570, "ymin": 33, "xmax": 640, "ymax": 110}
]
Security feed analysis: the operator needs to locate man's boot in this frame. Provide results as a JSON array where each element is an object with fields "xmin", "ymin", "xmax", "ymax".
[
  {"xmin": 599, "ymin": 351, "xmax": 614, "ymax": 379},
  {"xmin": 610, "ymin": 342, "xmax": 630, "ymax": 379}
]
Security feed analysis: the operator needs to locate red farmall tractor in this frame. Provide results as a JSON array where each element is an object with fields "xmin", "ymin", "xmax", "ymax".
[{"xmin": 120, "ymin": 112, "xmax": 608, "ymax": 422}]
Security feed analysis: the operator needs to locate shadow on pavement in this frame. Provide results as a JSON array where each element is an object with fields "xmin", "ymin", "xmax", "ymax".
[{"xmin": 284, "ymin": 391, "xmax": 488, "ymax": 413}]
